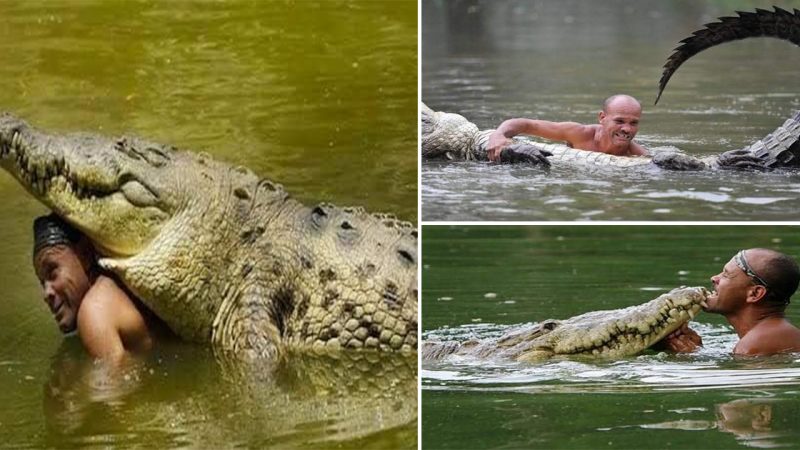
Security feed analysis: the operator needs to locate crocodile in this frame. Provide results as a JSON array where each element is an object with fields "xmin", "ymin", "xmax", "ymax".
[
  {"xmin": 422, "ymin": 7, "xmax": 800, "ymax": 171},
  {"xmin": 421, "ymin": 102, "xmax": 800, "ymax": 171},
  {"xmin": 0, "ymin": 114, "xmax": 418, "ymax": 359},
  {"xmin": 422, "ymin": 287, "xmax": 708, "ymax": 362}
]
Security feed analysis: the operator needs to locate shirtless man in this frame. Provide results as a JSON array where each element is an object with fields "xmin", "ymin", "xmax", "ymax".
[
  {"xmin": 486, "ymin": 94, "xmax": 649, "ymax": 161},
  {"xmin": 33, "ymin": 214, "xmax": 161, "ymax": 365},
  {"xmin": 660, "ymin": 248, "xmax": 800, "ymax": 356}
]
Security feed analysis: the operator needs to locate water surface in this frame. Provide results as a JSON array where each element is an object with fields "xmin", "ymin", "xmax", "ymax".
[
  {"xmin": 422, "ymin": 225, "xmax": 800, "ymax": 449},
  {"xmin": 0, "ymin": 2, "xmax": 417, "ymax": 448},
  {"xmin": 422, "ymin": 0, "xmax": 800, "ymax": 221}
]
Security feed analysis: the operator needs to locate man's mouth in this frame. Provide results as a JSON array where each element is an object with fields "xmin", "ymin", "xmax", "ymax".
[
  {"xmin": 614, "ymin": 132, "xmax": 631, "ymax": 141},
  {"xmin": 704, "ymin": 289, "xmax": 718, "ymax": 310},
  {"xmin": 50, "ymin": 298, "xmax": 63, "ymax": 315}
]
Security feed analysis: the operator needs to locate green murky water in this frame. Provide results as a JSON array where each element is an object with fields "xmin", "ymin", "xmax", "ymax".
[
  {"xmin": 422, "ymin": 226, "xmax": 800, "ymax": 449},
  {"xmin": 0, "ymin": 1, "xmax": 417, "ymax": 448},
  {"xmin": 422, "ymin": 0, "xmax": 800, "ymax": 221}
]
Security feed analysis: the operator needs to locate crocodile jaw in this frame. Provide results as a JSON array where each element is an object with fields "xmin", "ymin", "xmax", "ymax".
[
  {"xmin": 0, "ymin": 114, "xmax": 171, "ymax": 257},
  {"xmin": 516, "ymin": 287, "xmax": 709, "ymax": 361}
]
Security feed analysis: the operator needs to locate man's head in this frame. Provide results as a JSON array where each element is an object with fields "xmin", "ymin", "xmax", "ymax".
[
  {"xmin": 32, "ymin": 214, "xmax": 95, "ymax": 334},
  {"xmin": 598, "ymin": 94, "xmax": 642, "ymax": 149},
  {"xmin": 707, "ymin": 248, "xmax": 800, "ymax": 315}
]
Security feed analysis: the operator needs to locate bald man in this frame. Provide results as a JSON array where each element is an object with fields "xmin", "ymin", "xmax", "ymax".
[
  {"xmin": 661, "ymin": 248, "xmax": 800, "ymax": 356},
  {"xmin": 486, "ymin": 94, "xmax": 649, "ymax": 161}
]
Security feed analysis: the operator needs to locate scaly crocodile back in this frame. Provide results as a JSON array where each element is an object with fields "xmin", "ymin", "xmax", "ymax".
[
  {"xmin": 420, "ymin": 102, "xmax": 480, "ymax": 160},
  {"xmin": 740, "ymin": 110, "xmax": 800, "ymax": 169},
  {"xmin": 656, "ymin": 7, "xmax": 800, "ymax": 104}
]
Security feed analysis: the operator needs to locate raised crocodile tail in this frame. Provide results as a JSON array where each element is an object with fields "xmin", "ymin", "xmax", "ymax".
[
  {"xmin": 656, "ymin": 7, "xmax": 800, "ymax": 104},
  {"xmin": 421, "ymin": 340, "xmax": 463, "ymax": 360}
]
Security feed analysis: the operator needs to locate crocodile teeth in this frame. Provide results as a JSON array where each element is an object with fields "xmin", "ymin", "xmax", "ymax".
[
  {"xmin": 688, "ymin": 309, "xmax": 697, "ymax": 319},
  {"xmin": 700, "ymin": 300, "xmax": 708, "ymax": 308}
]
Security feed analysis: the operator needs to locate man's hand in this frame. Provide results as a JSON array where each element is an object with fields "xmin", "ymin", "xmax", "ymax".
[
  {"xmin": 652, "ymin": 324, "xmax": 702, "ymax": 353},
  {"xmin": 487, "ymin": 130, "xmax": 513, "ymax": 162}
]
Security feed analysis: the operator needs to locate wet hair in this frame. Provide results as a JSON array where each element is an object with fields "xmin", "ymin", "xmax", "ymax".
[
  {"xmin": 749, "ymin": 248, "xmax": 800, "ymax": 306},
  {"xmin": 602, "ymin": 94, "xmax": 641, "ymax": 113},
  {"xmin": 32, "ymin": 214, "xmax": 81, "ymax": 258}
]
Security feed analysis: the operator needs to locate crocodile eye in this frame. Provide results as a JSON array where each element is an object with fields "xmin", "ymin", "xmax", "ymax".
[{"xmin": 121, "ymin": 179, "xmax": 158, "ymax": 207}]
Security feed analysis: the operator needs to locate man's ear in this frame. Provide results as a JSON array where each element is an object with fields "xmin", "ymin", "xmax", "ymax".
[
  {"xmin": 745, "ymin": 285, "xmax": 768, "ymax": 304},
  {"xmin": 598, "ymin": 111, "xmax": 606, "ymax": 123}
]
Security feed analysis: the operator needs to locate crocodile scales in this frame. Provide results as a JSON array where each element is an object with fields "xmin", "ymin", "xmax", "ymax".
[
  {"xmin": 423, "ymin": 287, "xmax": 708, "ymax": 362},
  {"xmin": 0, "ymin": 114, "xmax": 418, "ymax": 359}
]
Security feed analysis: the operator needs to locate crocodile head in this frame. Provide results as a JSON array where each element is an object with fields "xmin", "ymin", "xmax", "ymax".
[
  {"xmin": 0, "ymin": 113, "xmax": 277, "ymax": 341},
  {"xmin": 0, "ymin": 113, "xmax": 188, "ymax": 257},
  {"xmin": 509, "ymin": 287, "xmax": 709, "ymax": 361}
]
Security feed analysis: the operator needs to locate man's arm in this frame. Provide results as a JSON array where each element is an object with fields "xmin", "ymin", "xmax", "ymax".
[
  {"xmin": 77, "ymin": 276, "xmax": 153, "ymax": 365},
  {"xmin": 629, "ymin": 141, "xmax": 649, "ymax": 157},
  {"xmin": 486, "ymin": 119, "xmax": 590, "ymax": 162}
]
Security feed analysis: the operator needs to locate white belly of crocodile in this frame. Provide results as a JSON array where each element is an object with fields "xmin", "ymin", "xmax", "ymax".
[
  {"xmin": 520, "ymin": 140, "xmax": 653, "ymax": 168},
  {"xmin": 471, "ymin": 128, "xmax": 654, "ymax": 167}
]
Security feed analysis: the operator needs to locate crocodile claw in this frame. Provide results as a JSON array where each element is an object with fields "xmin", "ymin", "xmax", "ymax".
[
  {"xmin": 498, "ymin": 143, "xmax": 552, "ymax": 166},
  {"xmin": 715, "ymin": 149, "xmax": 771, "ymax": 171},
  {"xmin": 651, "ymin": 152, "xmax": 706, "ymax": 171}
]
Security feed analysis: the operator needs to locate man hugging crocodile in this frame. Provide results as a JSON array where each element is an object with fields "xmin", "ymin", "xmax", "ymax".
[
  {"xmin": 485, "ymin": 94, "xmax": 649, "ymax": 161},
  {"xmin": 662, "ymin": 248, "xmax": 800, "ymax": 356},
  {"xmin": 423, "ymin": 248, "xmax": 800, "ymax": 362}
]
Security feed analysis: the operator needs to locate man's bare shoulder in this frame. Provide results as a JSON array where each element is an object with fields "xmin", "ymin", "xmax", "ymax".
[
  {"xmin": 563, "ymin": 122, "xmax": 597, "ymax": 135},
  {"xmin": 735, "ymin": 319, "xmax": 800, "ymax": 355},
  {"xmin": 81, "ymin": 276, "xmax": 138, "ymax": 317}
]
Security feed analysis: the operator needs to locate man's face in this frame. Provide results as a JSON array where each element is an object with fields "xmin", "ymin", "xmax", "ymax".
[
  {"xmin": 599, "ymin": 100, "xmax": 641, "ymax": 146},
  {"xmin": 33, "ymin": 245, "xmax": 91, "ymax": 334},
  {"xmin": 706, "ymin": 257, "xmax": 753, "ymax": 314}
]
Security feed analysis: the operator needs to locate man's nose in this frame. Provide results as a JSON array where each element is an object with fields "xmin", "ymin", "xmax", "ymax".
[
  {"xmin": 42, "ymin": 284, "xmax": 56, "ymax": 309},
  {"xmin": 710, "ymin": 274, "xmax": 720, "ymax": 284}
]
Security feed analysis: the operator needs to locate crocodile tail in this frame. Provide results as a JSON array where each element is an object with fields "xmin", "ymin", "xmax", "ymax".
[
  {"xmin": 421, "ymin": 340, "xmax": 462, "ymax": 360},
  {"xmin": 656, "ymin": 7, "xmax": 800, "ymax": 104}
]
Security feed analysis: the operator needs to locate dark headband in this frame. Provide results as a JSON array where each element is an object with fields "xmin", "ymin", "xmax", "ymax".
[
  {"xmin": 734, "ymin": 249, "xmax": 789, "ymax": 304},
  {"xmin": 734, "ymin": 250, "xmax": 770, "ymax": 287},
  {"xmin": 32, "ymin": 214, "xmax": 80, "ymax": 257}
]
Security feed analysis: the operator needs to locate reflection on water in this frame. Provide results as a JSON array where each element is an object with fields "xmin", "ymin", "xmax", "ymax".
[
  {"xmin": 602, "ymin": 398, "xmax": 789, "ymax": 449},
  {"xmin": 43, "ymin": 342, "xmax": 417, "ymax": 448},
  {"xmin": 716, "ymin": 399, "xmax": 783, "ymax": 449},
  {"xmin": 422, "ymin": 0, "xmax": 800, "ymax": 221}
]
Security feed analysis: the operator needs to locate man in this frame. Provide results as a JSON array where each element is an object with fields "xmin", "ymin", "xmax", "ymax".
[
  {"xmin": 486, "ymin": 94, "xmax": 649, "ymax": 161},
  {"xmin": 661, "ymin": 248, "xmax": 800, "ymax": 356},
  {"xmin": 33, "ymin": 214, "xmax": 162, "ymax": 365}
]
